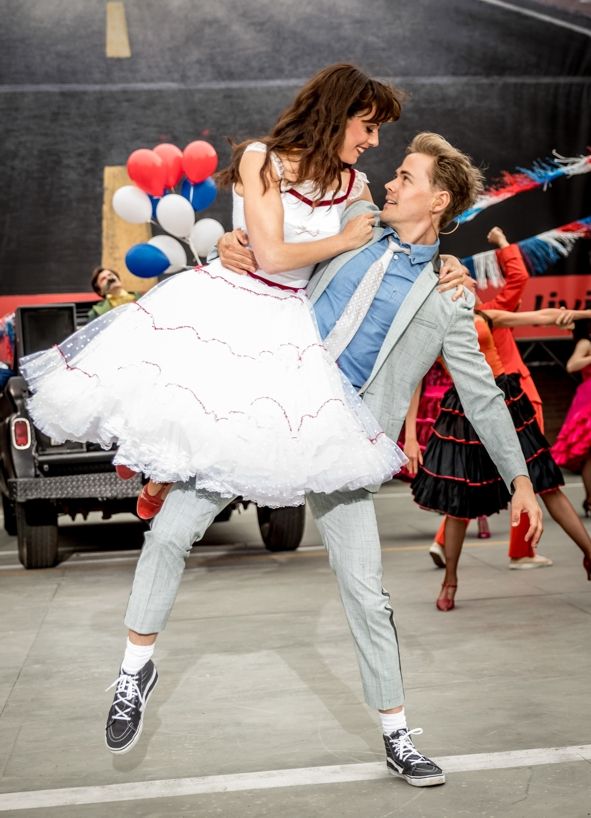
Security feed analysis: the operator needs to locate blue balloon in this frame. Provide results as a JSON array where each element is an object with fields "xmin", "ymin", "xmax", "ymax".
[
  {"xmin": 125, "ymin": 243, "xmax": 170, "ymax": 278},
  {"xmin": 181, "ymin": 177, "xmax": 217, "ymax": 212},
  {"xmin": 148, "ymin": 195, "xmax": 161, "ymax": 220}
]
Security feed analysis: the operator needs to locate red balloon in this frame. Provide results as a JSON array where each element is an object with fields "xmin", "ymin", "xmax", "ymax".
[
  {"xmin": 127, "ymin": 149, "xmax": 167, "ymax": 197},
  {"xmin": 182, "ymin": 141, "xmax": 218, "ymax": 184},
  {"xmin": 153, "ymin": 143, "xmax": 184, "ymax": 188}
]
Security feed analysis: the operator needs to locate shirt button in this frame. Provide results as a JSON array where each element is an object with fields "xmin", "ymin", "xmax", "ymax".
[{"xmin": 393, "ymin": 254, "xmax": 399, "ymax": 260}]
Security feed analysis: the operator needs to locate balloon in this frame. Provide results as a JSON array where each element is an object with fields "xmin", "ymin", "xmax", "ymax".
[
  {"xmin": 182, "ymin": 140, "xmax": 218, "ymax": 184},
  {"xmin": 148, "ymin": 195, "xmax": 160, "ymax": 220},
  {"xmin": 148, "ymin": 235, "xmax": 187, "ymax": 273},
  {"xmin": 189, "ymin": 218, "xmax": 225, "ymax": 260},
  {"xmin": 155, "ymin": 193, "xmax": 195, "ymax": 238},
  {"xmin": 127, "ymin": 149, "xmax": 167, "ymax": 197},
  {"xmin": 181, "ymin": 177, "xmax": 217, "ymax": 212},
  {"xmin": 112, "ymin": 186, "xmax": 152, "ymax": 224},
  {"xmin": 153, "ymin": 143, "xmax": 184, "ymax": 188},
  {"xmin": 125, "ymin": 243, "xmax": 170, "ymax": 278}
]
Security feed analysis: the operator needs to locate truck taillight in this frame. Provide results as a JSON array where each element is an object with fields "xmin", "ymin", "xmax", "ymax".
[{"xmin": 12, "ymin": 418, "xmax": 31, "ymax": 450}]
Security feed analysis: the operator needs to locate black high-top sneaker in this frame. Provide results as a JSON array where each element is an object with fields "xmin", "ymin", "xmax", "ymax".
[
  {"xmin": 105, "ymin": 660, "xmax": 158, "ymax": 753},
  {"xmin": 383, "ymin": 727, "xmax": 445, "ymax": 787}
]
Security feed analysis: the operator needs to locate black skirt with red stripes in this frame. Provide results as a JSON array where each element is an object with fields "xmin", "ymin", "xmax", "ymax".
[{"xmin": 411, "ymin": 373, "xmax": 564, "ymax": 519}]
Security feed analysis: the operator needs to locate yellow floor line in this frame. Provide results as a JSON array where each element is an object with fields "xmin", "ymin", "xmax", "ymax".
[
  {"xmin": 106, "ymin": 1, "xmax": 131, "ymax": 59},
  {"xmin": 183, "ymin": 539, "xmax": 511, "ymax": 567}
]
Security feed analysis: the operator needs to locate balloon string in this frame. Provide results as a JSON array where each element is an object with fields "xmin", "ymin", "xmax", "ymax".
[{"xmin": 149, "ymin": 219, "xmax": 202, "ymax": 264}]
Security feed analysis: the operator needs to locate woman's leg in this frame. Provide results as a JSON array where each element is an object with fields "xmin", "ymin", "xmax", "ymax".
[
  {"xmin": 541, "ymin": 489, "xmax": 591, "ymax": 559},
  {"xmin": 581, "ymin": 458, "xmax": 591, "ymax": 509},
  {"xmin": 437, "ymin": 517, "xmax": 468, "ymax": 610}
]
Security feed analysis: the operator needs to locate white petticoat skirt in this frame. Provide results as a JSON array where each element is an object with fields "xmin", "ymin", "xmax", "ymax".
[{"xmin": 21, "ymin": 262, "xmax": 407, "ymax": 507}]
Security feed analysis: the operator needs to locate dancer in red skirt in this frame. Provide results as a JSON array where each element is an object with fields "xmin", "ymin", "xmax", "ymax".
[
  {"xmin": 425, "ymin": 229, "xmax": 554, "ymax": 568},
  {"xmin": 411, "ymin": 308, "xmax": 591, "ymax": 611}
]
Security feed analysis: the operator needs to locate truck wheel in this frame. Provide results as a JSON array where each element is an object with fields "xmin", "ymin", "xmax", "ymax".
[
  {"xmin": 256, "ymin": 505, "xmax": 305, "ymax": 552},
  {"xmin": 15, "ymin": 501, "xmax": 58, "ymax": 569},
  {"xmin": 2, "ymin": 494, "xmax": 17, "ymax": 536}
]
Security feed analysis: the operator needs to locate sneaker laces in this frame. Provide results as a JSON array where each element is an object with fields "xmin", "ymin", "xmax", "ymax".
[
  {"xmin": 105, "ymin": 672, "xmax": 144, "ymax": 723},
  {"xmin": 387, "ymin": 727, "xmax": 428, "ymax": 766}
]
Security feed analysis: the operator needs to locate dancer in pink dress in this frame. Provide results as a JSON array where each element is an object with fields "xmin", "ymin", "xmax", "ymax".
[{"xmin": 552, "ymin": 321, "xmax": 591, "ymax": 515}]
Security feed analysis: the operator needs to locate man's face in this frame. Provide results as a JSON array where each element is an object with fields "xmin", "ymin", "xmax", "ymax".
[
  {"xmin": 96, "ymin": 269, "xmax": 120, "ymax": 295},
  {"xmin": 338, "ymin": 109, "xmax": 381, "ymax": 166},
  {"xmin": 381, "ymin": 153, "xmax": 441, "ymax": 228}
]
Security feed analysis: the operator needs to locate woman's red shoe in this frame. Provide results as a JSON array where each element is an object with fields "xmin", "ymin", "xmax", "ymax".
[
  {"xmin": 137, "ymin": 484, "xmax": 169, "ymax": 520},
  {"xmin": 584, "ymin": 555, "xmax": 591, "ymax": 581},
  {"xmin": 115, "ymin": 465, "xmax": 137, "ymax": 480},
  {"xmin": 436, "ymin": 583, "xmax": 457, "ymax": 612},
  {"xmin": 476, "ymin": 516, "xmax": 491, "ymax": 539}
]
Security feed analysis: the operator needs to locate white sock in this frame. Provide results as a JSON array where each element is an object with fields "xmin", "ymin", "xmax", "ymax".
[
  {"xmin": 380, "ymin": 709, "xmax": 407, "ymax": 736},
  {"xmin": 121, "ymin": 638, "xmax": 155, "ymax": 675}
]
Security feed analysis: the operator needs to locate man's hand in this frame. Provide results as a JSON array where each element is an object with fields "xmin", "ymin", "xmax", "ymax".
[
  {"xmin": 438, "ymin": 255, "xmax": 469, "ymax": 302},
  {"xmin": 403, "ymin": 438, "xmax": 423, "ymax": 477},
  {"xmin": 511, "ymin": 475, "xmax": 543, "ymax": 546},
  {"xmin": 217, "ymin": 229, "xmax": 257, "ymax": 274}
]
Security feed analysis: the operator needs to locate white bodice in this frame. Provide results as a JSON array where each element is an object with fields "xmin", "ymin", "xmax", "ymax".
[{"xmin": 231, "ymin": 142, "xmax": 367, "ymax": 289}]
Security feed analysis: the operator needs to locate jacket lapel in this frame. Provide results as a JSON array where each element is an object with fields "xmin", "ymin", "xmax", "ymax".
[
  {"xmin": 307, "ymin": 200, "xmax": 384, "ymax": 303},
  {"xmin": 360, "ymin": 262, "xmax": 439, "ymax": 392}
]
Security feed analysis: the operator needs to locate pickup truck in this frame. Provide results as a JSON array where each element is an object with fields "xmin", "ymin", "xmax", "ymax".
[{"xmin": 0, "ymin": 301, "xmax": 305, "ymax": 569}]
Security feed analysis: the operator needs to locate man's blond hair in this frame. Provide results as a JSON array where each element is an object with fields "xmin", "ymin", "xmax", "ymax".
[{"xmin": 406, "ymin": 132, "xmax": 484, "ymax": 228}]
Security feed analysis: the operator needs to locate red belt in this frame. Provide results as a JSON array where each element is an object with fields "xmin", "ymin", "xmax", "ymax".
[{"xmin": 247, "ymin": 271, "xmax": 304, "ymax": 293}]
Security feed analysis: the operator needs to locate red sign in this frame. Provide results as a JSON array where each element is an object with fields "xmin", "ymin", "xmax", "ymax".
[{"xmin": 478, "ymin": 275, "xmax": 591, "ymax": 339}]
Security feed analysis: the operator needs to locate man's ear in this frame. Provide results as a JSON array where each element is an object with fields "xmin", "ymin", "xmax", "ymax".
[{"xmin": 431, "ymin": 190, "xmax": 450, "ymax": 217}]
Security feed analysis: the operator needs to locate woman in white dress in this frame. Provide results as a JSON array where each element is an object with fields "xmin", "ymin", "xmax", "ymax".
[{"xmin": 22, "ymin": 64, "xmax": 412, "ymax": 516}]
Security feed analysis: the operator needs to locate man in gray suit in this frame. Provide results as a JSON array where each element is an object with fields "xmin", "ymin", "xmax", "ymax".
[{"xmin": 105, "ymin": 133, "xmax": 542, "ymax": 787}]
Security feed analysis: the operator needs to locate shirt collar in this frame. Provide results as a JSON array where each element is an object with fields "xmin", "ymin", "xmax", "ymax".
[{"xmin": 381, "ymin": 226, "xmax": 440, "ymax": 266}]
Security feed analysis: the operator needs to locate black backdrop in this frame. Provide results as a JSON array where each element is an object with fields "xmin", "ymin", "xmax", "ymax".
[{"xmin": 0, "ymin": 0, "xmax": 589, "ymax": 296}]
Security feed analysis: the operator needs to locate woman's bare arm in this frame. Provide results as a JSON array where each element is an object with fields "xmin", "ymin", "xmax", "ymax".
[
  {"xmin": 566, "ymin": 338, "xmax": 591, "ymax": 374},
  {"xmin": 481, "ymin": 307, "xmax": 591, "ymax": 329},
  {"xmin": 239, "ymin": 151, "xmax": 375, "ymax": 275}
]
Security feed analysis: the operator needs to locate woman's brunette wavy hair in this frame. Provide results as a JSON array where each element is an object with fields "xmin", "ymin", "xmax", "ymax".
[{"xmin": 216, "ymin": 64, "xmax": 403, "ymax": 200}]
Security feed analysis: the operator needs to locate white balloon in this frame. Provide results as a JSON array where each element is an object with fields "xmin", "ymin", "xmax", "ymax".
[
  {"xmin": 148, "ymin": 235, "xmax": 187, "ymax": 274},
  {"xmin": 189, "ymin": 218, "xmax": 225, "ymax": 260},
  {"xmin": 155, "ymin": 194, "xmax": 195, "ymax": 238},
  {"xmin": 112, "ymin": 185, "xmax": 152, "ymax": 224}
]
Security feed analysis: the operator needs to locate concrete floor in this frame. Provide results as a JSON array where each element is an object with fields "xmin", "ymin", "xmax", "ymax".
[{"xmin": 0, "ymin": 480, "xmax": 590, "ymax": 816}]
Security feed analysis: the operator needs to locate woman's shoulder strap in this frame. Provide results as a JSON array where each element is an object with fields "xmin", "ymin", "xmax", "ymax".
[
  {"xmin": 243, "ymin": 141, "xmax": 284, "ymax": 180},
  {"xmin": 347, "ymin": 169, "xmax": 369, "ymax": 202}
]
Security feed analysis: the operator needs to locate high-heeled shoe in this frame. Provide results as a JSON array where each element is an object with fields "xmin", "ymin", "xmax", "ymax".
[
  {"xmin": 137, "ymin": 483, "xmax": 169, "ymax": 520},
  {"xmin": 583, "ymin": 499, "xmax": 591, "ymax": 518},
  {"xmin": 584, "ymin": 555, "xmax": 591, "ymax": 581},
  {"xmin": 477, "ymin": 516, "xmax": 491, "ymax": 539},
  {"xmin": 115, "ymin": 465, "xmax": 137, "ymax": 480},
  {"xmin": 436, "ymin": 583, "xmax": 457, "ymax": 612}
]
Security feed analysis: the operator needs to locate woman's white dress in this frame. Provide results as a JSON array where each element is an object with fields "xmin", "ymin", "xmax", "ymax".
[{"xmin": 21, "ymin": 144, "xmax": 406, "ymax": 506}]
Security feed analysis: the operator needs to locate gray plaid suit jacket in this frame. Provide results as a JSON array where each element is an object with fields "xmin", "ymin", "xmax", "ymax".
[{"xmin": 307, "ymin": 201, "xmax": 528, "ymax": 491}]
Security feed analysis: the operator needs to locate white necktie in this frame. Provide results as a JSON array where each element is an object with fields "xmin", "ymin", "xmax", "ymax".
[{"xmin": 324, "ymin": 237, "xmax": 409, "ymax": 361}]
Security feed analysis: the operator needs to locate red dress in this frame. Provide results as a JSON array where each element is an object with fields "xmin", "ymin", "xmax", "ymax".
[{"xmin": 551, "ymin": 364, "xmax": 591, "ymax": 472}]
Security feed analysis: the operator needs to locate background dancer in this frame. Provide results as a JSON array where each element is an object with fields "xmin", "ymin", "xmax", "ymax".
[
  {"xmin": 412, "ymin": 306, "xmax": 591, "ymax": 611},
  {"xmin": 552, "ymin": 320, "xmax": 591, "ymax": 515},
  {"xmin": 425, "ymin": 227, "xmax": 554, "ymax": 569}
]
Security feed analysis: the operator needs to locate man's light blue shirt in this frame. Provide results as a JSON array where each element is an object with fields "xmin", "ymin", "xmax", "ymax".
[{"xmin": 314, "ymin": 228, "xmax": 439, "ymax": 389}]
